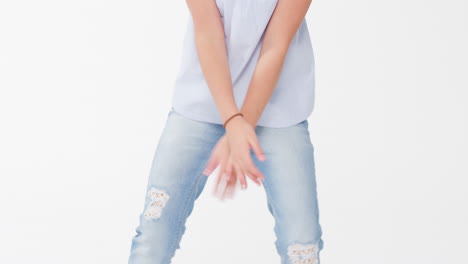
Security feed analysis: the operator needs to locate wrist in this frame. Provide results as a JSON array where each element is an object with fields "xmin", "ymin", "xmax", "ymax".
[
  {"xmin": 241, "ymin": 115, "xmax": 257, "ymax": 128},
  {"xmin": 239, "ymin": 108, "xmax": 259, "ymax": 128},
  {"xmin": 223, "ymin": 112, "xmax": 244, "ymax": 129},
  {"xmin": 225, "ymin": 116, "xmax": 247, "ymax": 134}
]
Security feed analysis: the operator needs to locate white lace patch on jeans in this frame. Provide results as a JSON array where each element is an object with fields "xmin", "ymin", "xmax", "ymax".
[
  {"xmin": 287, "ymin": 242, "xmax": 319, "ymax": 264},
  {"xmin": 143, "ymin": 187, "xmax": 170, "ymax": 219}
]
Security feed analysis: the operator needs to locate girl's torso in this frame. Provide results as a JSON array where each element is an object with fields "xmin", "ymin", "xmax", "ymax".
[{"xmin": 171, "ymin": 0, "xmax": 315, "ymax": 128}]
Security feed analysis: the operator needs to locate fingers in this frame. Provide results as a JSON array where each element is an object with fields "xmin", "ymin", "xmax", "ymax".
[
  {"xmin": 249, "ymin": 136, "xmax": 266, "ymax": 162},
  {"xmin": 213, "ymin": 157, "xmax": 227, "ymax": 196},
  {"xmin": 225, "ymin": 157, "xmax": 233, "ymax": 181},
  {"xmin": 226, "ymin": 181, "xmax": 237, "ymax": 199},
  {"xmin": 210, "ymin": 133, "xmax": 266, "ymax": 199},
  {"xmin": 203, "ymin": 156, "xmax": 218, "ymax": 176},
  {"xmin": 234, "ymin": 162, "xmax": 247, "ymax": 189},
  {"xmin": 234, "ymin": 146, "xmax": 264, "ymax": 187},
  {"xmin": 243, "ymin": 157, "xmax": 265, "ymax": 184},
  {"xmin": 221, "ymin": 172, "xmax": 237, "ymax": 200},
  {"xmin": 245, "ymin": 172, "xmax": 262, "ymax": 186}
]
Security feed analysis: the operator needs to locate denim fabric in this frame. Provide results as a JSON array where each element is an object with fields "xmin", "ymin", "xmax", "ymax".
[{"xmin": 128, "ymin": 108, "xmax": 324, "ymax": 264}]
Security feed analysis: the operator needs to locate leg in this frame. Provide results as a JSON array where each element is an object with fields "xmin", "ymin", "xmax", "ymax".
[
  {"xmin": 128, "ymin": 108, "xmax": 224, "ymax": 264},
  {"xmin": 253, "ymin": 120, "xmax": 324, "ymax": 264}
]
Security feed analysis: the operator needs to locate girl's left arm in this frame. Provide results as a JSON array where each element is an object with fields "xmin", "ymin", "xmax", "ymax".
[
  {"xmin": 239, "ymin": 0, "xmax": 313, "ymax": 127},
  {"xmin": 217, "ymin": 0, "xmax": 314, "ymax": 190}
]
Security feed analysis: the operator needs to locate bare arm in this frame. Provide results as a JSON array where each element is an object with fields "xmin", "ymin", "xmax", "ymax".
[
  {"xmin": 185, "ymin": 0, "xmax": 239, "ymax": 123},
  {"xmin": 187, "ymin": 0, "xmax": 265, "ymax": 191},
  {"xmin": 200, "ymin": 0, "xmax": 313, "ymax": 192},
  {"xmin": 240, "ymin": 0, "xmax": 313, "ymax": 127}
]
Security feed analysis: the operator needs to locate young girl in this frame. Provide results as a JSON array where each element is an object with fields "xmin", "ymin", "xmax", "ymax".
[{"xmin": 128, "ymin": 0, "xmax": 323, "ymax": 263}]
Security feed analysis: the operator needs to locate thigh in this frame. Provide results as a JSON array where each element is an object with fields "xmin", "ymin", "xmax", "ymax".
[
  {"xmin": 254, "ymin": 120, "xmax": 323, "ymax": 263},
  {"xmin": 145, "ymin": 109, "xmax": 223, "ymax": 196},
  {"xmin": 129, "ymin": 108, "xmax": 224, "ymax": 264}
]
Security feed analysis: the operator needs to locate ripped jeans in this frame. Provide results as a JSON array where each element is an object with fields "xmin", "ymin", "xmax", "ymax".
[{"xmin": 128, "ymin": 107, "xmax": 324, "ymax": 264}]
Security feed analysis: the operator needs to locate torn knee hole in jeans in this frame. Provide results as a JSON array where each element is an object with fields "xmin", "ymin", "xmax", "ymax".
[
  {"xmin": 287, "ymin": 242, "xmax": 319, "ymax": 264},
  {"xmin": 143, "ymin": 187, "xmax": 170, "ymax": 219}
]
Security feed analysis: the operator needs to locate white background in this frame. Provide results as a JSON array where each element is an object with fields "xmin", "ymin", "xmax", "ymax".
[{"xmin": 1, "ymin": 0, "xmax": 467, "ymax": 263}]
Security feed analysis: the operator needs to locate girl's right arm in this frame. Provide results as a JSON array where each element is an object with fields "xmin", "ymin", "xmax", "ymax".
[
  {"xmin": 186, "ymin": 0, "xmax": 265, "ymax": 189},
  {"xmin": 185, "ymin": 0, "xmax": 239, "ymax": 123}
]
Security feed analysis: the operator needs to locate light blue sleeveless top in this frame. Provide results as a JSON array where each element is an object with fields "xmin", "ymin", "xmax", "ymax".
[{"xmin": 171, "ymin": 0, "xmax": 315, "ymax": 128}]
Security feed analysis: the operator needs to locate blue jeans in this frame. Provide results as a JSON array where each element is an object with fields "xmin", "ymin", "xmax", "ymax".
[{"xmin": 128, "ymin": 108, "xmax": 324, "ymax": 264}]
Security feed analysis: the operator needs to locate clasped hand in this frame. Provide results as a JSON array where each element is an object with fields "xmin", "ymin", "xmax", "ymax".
[{"xmin": 202, "ymin": 115, "xmax": 266, "ymax": 200}]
